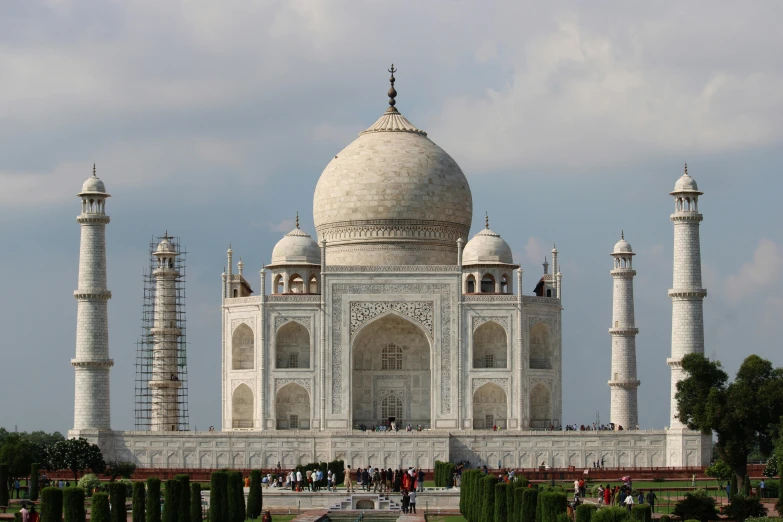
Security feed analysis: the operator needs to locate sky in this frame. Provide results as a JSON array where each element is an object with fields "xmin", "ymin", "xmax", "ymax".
[{"xmin": 1, "ymin": 0, "xmax": 782, "ymax": 434}]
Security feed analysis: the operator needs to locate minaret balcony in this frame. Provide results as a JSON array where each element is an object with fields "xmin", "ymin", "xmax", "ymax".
[
  {"xmin": 670, "ymin": 212, "xmax": 703, "ymax": 223},
  {"xmin": 608, "ymin": 326, "xmax": 639, "ymax": 335},
  {"xmin": 76, "ymin": 214, "xmax": 111, "ymax": 225},
  {"xmin": 71, "ymin": 358, "xmax": 114, "ymax": 368},
  {"xmin": 73, "ymin": 290, "xmax": 112, "ymax": 300},
  {"xmin": 608, "ymin": 379, "xmax": 640, "ymax": 388},
  {"xmin": 668, "ymin": 288, "xmax": 707, "ymax": 298},
  {"xmin": 149, "ymin": 379, "xmax": 183, "ymax": 389}
]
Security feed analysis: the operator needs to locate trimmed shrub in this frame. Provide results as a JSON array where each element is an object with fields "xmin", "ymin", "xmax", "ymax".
[
  {"xmin": 30, "ymin": 463, "xmax": 40, "ymax": 502},
  {"xmin": 175, "ymin": 475, "xmax": 190, "ymax": 522},
  {"xmin": 631, "ymin": 505, "xmax": 651, "ymax": 522},
  {"xmin": 146, "ymin": 478, "xmax": 162, "ymax": 522},
  {"xmin": 684, "ymin": 520, "xmax": 701, "ymax": 522},
  {"xmin": 91, "ymin": 492, "xmax": 111, "ymax": 522},
  {"xmin": 506, "ymin": 480, "xmax": 515, "ymax": 522},
  {"xmin": 41, "ymin": 487, "xmax": 64, "ymax": 522},
  {"xmin": 725, "ymin": 495, "xmax": 767, "ymax": 522},
  {"xmin": 480, "ymin": 475, "xmax": 498, "ymax": 522},
  {"xmin": 226, "ymin": 471, "xmax": 245, "ymax": 522},
  {"xmin": 538, "ymin": 491, "xmax": 567, "ymax": 522},
  {"xmin": 659, "ymin": 516, "xmax": 670, "ymax": 522},
  {"xmin": 590, "ymin": 507, "xmax": 630, "ymax": 522},
  {"xmin": 513, "ymin": 486, "xmax": 525, "ymax": 522},
  {"xmin": 132, "ymin": 482, "xmax": 146, "ymax": 522},
  {"xmin": 209, "ymin": 471, "xmax": 228, "ymax": 522},
  {"xmin": 556, "ymin": 514, "xmax": 571, "ymax": 522},
  {"xmin": 575, "ymin": 503, "xmax": 597, "ymax": 522},
  {"xmin": 495, "ymin": 483, "xmax": 509, "ymax": 522},
  {"xmin": 108, "ymin": 482, "xmax": 127, "ymax": 522},
  {"xmin": 247, "ymin": 470, "xmax": 262, "ymax": 520},
  {"xmin": 0, "ymin": 464, "xmax": 8, "ymax": 507},
  {"xmin": 163, "ymin": 480, "xmax": 181, "ymax": 522},
  {"xmin": 77, "ymin": 474, "xmax": 101, "ymax": 497},
  {"xmin": 672, "ymin": 491, "xmax": 718, "ymax": 522},
  {"xmin": 521, "ymin": 488, "xmax": 538, "ymax": 522},
  {"xmin": 189, "ymin": 483, "xmax": 201, "ymax": 522},
  {"xmin": 63, "ymin": 487, "xmax": 86, "ymax": 522},
  {"xmin": 458, "ymin": 469, "xmax": 468, "ymax": 516}
]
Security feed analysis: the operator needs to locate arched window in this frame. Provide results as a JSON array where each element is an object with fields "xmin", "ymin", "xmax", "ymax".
[
  {"xmin": 473, "ymin": 321, "xmax": 507, "ymax": 369},
  {"xmin": 274, "ymin": 274, "xmax": 283, "ymax": 294},
  {"xmin": 232, "ymin": 324, "xmax": 254, "ymax": 370},
  {"xmin": 289, "ymin": 274, "xmax": 304, "ymax": 293},
  {"xmin": 481, "ymin": 273, "xmax": 495, "ymax": 293},
  {"xmin": 233, "ymin": 289, "xmax": 238, "ymax": 297},
  {"xmin": 529, "ymin": 322, "xmax": 551, "ymax": 369},
  {"xmin": 381, "ymin": 343, "xmax": 403, "ymax": 370},
  {"xmin": 500, "ymin": 274, "xmax": 509, "ymax": 293},
  {"xmin": 308, "ymin": 275, "xmax": 318, "ymax": 294},
  {"xmin": 232, "ymin": 384, "xmax": 253, "ymax": 429},
  {"xmin": 546, "ymin": 289, "xmax": 552, "ymax": 297},
  {"xmin": 275, "ymin": 321, "xmax": 310, "ymax": 369},
  {"xmin": 381, "ymin": 393, "xmax": 403, "ymax": 421},
  {"xmin": 465, "ymin": 275, "xmax": 476, "ymax": 294}
]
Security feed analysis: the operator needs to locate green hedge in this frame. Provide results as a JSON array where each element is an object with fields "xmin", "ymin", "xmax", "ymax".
[
  {"xmin": 591, "ymin": 507, "xmax": 630, "ymax": 522},
  {"xmin": 459, "ymin": 469, "xmax": 479, "ymax": 521},
  {"xmin": 209, "ymin": 471, "xmax": 228, "ymax": 522},
  {"xmin": 513, "ymin": 486, "xmax": 525, "ymax": 522},
  {"xmin": 30, "ymin": 464, "xmax": 40, "ymax": 502},
  {"xmin": 227, "ymin": 472, "xmax": 245, "ymax": 522},
  {"xmin": 247, "ymin": 470, "xmax": 262, "ymax": 519},
  {"xmin": 506, "ymin": 480, "xmax": 516, "ymax": 522},
  {"xmin": 132, "ymin": 482, "xmax": 146, "ymax": 522},
  {"xmin": 495, "ymin": 483, "xmax": 509, "ymax": 522},
  {"xmin": 146, "ymin": 478, "xmax": 162, "ymax": 522},
  {"xmin": 480, "ymin": 475, "xmax": 498, "ymax": 522},
  {"xmin": 108, "ymin": 483, "xmax": 126, "ymax": 522},
  {"xmin": 175, "ymin": 475, "xmax": 190, "ymax": 522},
  {"xmin": 91, "ymin": 492, "xmax": 111, "ymax": 522},
  {"xmin": 63, "ymin": 487, "xmax": 86, "ymax": 522},
  {"xmin": 520, "ymin": 488, "xmax": 538, "ymax": 522},
  {"xmin": 659, "ymin": 516, "xmax": 670, "ymax": 522},
  {"xmin": 556, "ymin": 514, "xmax": 570, "ymax": 522},
  {"xmin": 41, "ymin": 487, "xmax": 64, "ymax": 522},
  {"xmin": 538, "ymin": 492, "xmax": 567, "ymax": 522},
  {"xmin": 189, "ymin": 483, "xmax": 202, "ymax": 522},
  {"xmin": 575, "ymin": 504, "xmax": 597, "ymax": 522},
  {"xmin": 631, "ymin": 505, "xmax": 651, "ymax": 522},
  {"xmin": 0, "ymin": 464, "xmax": 9, "ymax": 507},
  {"xmin": 163, "ymin": 480, "xmax": 180, "ymax": 522}
]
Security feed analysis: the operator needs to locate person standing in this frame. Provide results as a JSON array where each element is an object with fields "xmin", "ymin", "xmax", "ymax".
[
  {"xmin": 646, "ymin": 490, "xmax": 657, "ymax": 513},
  {"xmin": 624, "ymin": 492, "xmax": 635, "ymax": 513},
  {"xmin": 28, "ymin": 505, "xmax": 38, "ymax": 522},
  {"xmin": 14, "ymin": 481, "xmax": 20, "ymax": 499},
  {"xmin": 417, "ymin": 468, "xmax": 425, "ymax": 492},
  {"xmin": 759, "ymin": 479, "xmax": 766, "ymax": 499},
  {"xmin": 409, "ymin": 490, "xmax": 417, "ymax": 514},
  {"xmin": 344, "ymin": 465, "xmax": 353, "ymax": 493},
  {"xmin": 20, "ymin": 504, "xmax": 29, "ymax": 522},
  {"xmin": 296, "ymin": 470, "xmax": 303, "ymax": 492},
  {"xmin": 603, "ymin": 485, "xmax": 611, "ymax": 506},
  {"xmin": 691, "ymin": 474, "xmax": 696, "ymax": 488}
]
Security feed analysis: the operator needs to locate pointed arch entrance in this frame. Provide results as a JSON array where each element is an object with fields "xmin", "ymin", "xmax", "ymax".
[{"xmin": 352, "ymin": 314, "xmax": 431, "ymax": 428}]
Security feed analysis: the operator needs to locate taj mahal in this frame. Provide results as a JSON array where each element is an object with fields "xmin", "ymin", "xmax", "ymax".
[{"xmin": 67, "ymin": 69, "xmax": 711, "ymax": 470}]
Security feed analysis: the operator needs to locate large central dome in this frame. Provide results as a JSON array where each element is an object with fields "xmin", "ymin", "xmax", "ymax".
[{"xmin": 313, "ymin": 71, "xmax": 473, "ymax": 266}]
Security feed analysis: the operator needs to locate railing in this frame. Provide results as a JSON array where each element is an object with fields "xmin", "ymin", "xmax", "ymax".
[
  {"xmin": 231, "ymin": 420, "xmax": 253, "ymax": 429},
  {"xmin": 276, "ymin": 419, "xmax": 311, "ymax": 430}
]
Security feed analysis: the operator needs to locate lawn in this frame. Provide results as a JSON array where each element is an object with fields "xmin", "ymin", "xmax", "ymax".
[{"xmin": 424, "ymin": 516, "xmax": 467, "ymax": 522}]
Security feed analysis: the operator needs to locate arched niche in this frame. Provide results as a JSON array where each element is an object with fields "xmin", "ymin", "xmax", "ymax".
[
  {"xmin": 232, "ymin": 323, "xmax": 254, "ymax": 370},
  {"xmin": 473, "ymin": 321, "xmax": 507, "ymax": 369},
  {"xmin": 232, "ymin": 384, "xmax": 253, "ymax": 429},
  {"xmin": 276, "ymin": 383, "xmax": 310, "ymax": 430},
  {"xmin": 530, "ymin": 383, "xmax": 552, "ymax": 429},
  {"xmin": 352, "ymin": 314, "xmax": 431, "ymax": 427},
  {"xmin": 529, "ymin": 322, "xmax": 552, "ymax": 369},
  {"xmin": 481, "ymin": 273, "xmax": 495, "ymax": 293},
  {"xmin": 472, "ymin": 382, "xmax": 507, "ymax": 429},
  {"xmin": 275, "ymin": 321, "xmax": 310, "ymax": 369}
]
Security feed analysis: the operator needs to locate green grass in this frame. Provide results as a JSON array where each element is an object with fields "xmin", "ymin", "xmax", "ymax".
[{"xmin": 425, "ymin": 516, "xmax": 467, "ymax": 522}]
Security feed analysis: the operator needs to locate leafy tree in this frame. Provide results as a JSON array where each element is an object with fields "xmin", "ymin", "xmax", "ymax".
[
  {"xmin": 0, "ymin": 434, "xmax": 38, "ymax": 492},
  {"xmin": 763, "ymin": 453, "xmax": 778, "ymax": 477},
  {"xmin": 480, "ymin": 475, "xmax": 497, "ymax": 522},
  {"xmin": 29, "ymin": 463, "xmax": 40, "ymax": 501},
  {"xmin": 226, "ymin": 471, "xmax": 245, "ymax": 522},
  {"xmin": 91, "ymin": 492, "xmax": 111, "ymax": 522},
  {"xmin": 671, "ymin": 491, "xmax": 719, "ymax": 522},
  {"xmin": 41, "ymin": 487, "xmax": 64, "ymax": 522},
  {"xmin": 520, "ymin": 488, "xmax": 538, "ymax": 522},
  {"xmin": 705, "ymin": 459, "xmax": 732, "ymax": 492},
  {"xmin": 163, "ymin": 480, "xmax": 180, "ymax": 522},
  {"xmin": 46, "ymin": 438, "xmax": 106, "ymax": 482},
  {"xmin": 495, "ymin": 483, "xmax": 509, "ymax": 522},
  {"xmin": 108, "ymin": 482, "xmax": 127, "ymax": 522},
  {"xmin": 575, "ymin": 504, "xmax": 596, "ymax": 522},
  {"xmin": 590, "ymin": 507, "xmax": 629, "ymax": 522},
  {"xmin": 175, "ymin": 474, "xmax": 190, "ymax": 522},
  {"xmin": 146, "ymin": 478, "xmax": 162, "ymax": 522},
  {"xmin": 106, "ymin": 460, "xmax": 136, "ymax": 481},
  {"xmin": 675, "ymin": 354, "xmax": 783, "ymax": 491},
  {"xmin": 247, "ymin": 470, "xmax": 262, "ymax": 519},
  {"xmin": 189, "ymin": 483, "xmax": 201, "ymax": 522},
  {"xmin": 63, "ymin": 486, "xmax": 86, "ymax": 522},
  {"xmin": 132, "ymin": 482, "xmax": 146, "ymax": 522},
  {"xmin": 724, "ymin": 495, "xmax": 767, "ymax": 522},
  {"xmin": 0, "ymin": 464, "xmax": 8, "ymax": 506},
  {"xmin": 209, "ymin": 471, "xmax": 228, "ymax": 522}
]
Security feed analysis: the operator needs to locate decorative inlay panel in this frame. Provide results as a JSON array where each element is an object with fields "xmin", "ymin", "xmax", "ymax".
[
  {"xmin": 471, "ymin": 316, "xmax": 509, "ymax": 333},
  {"xmin": 231, "ymin": 318, "xmax": 254, "ymax": 333},
  {"xmin": 274, "ymin": 378, "xmax": 312, "ymax": 394},
  {"xmin": 332, "ymin": 283, "xmax": 451, "ymax": 415},
  {"xmin": 529, "ymin": 378, "xmax": 553, "ymax": 390},
  {"xmin": 266, "ymin": 295, "xmax": 320, "ymax": 302},
  {"xmin": 274, "ymin": 316, "xmax": 312, "ymax": 332},
  {"xmin": 350, "ymin": 302, "xmax": 433, "ymax": 338},
  {"xmin": 231, "ymin": 379, "xmax": 254, "ymax": 392},
  {"xmin": 472, "ymin": 378, "xmax": 509, "ymax": 394},
  {"xmin": 528, "ymin": 316, "xmax": 555, "ymax": 330},
  {"xmin": 326, "ymin": 265, "xmax": 461, "ymax": 273},
  {"xmin": 464, "ymin": 295, "xmax": 518, "ymax": 302}
]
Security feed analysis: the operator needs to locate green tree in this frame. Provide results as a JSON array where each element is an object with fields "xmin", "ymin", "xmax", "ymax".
[
  {"xmin": 108, "ymin": 482, "xmax": 126, "ymax": 522},
  {"xmin": 513, "ymin": 486, "xmax": 525, "ymax": 522},
  {"xmin": 480, "ymin": 475, "xmax": 498, "ymax": 522},
  {"xmin": 705, "ymin": 459, "xmax": 732, "ymax": 493},
  {"xmin": 163, "ymin": 480, "xmax": 181, "ymax": 522},
  {"xmin": 175, "ymin": 475, "xmax": 190, "ymax": 522},
  {"xmin": 675, "ymin": 354, "xmax": 783, "ymax": 491},
  {"xmin": 209, "ymin": 471, "xmax": 228, "ymax": 522},
  {"xmin": 575, "ymin": 504, "xmax": 597, "ymax": 522},
  {"xmin": 0, "ymin": 434, "xmax": 38, "ymax": 494},
  {"xmin": 29, "ymin": 463, "xmax": 40, "ymax": 501},
  {"xmin": 63, "ymin": 486, "xmax": 86, "ymax": 522},
  {"xmin": 724, "ymin": 495, "xmax": 767, "ymax": 522},
  {"xmin": 45, "ymin": 438, "xmax": 106, "ymax": 482},
  {"xmin": 672, "ymin": 491, "xmax": 719, "ymax": 522},
  {"xmin": 41, "ymin": 487, "xmax": 64, "ymax": 522},
  {"xmin": 591, "ymin": 507, "xmax": 630, "ymax": 522},
  {"xmin": 0, "ymin": 464, "xmax": 9, "ymax": 507},
  {"xmin": 132, "ymin": 481, "xmax": 146, "ymax": 522},
  {"xmin": 106, "ymin": 460, "xmax": 137, "ymax": 481},
  {"xmin": 189, "ymin": 483, "xmax": 201, "ymax": 522},
  {"xmin": 247, "ymin": 470, "xmax": 262, "ymax": 519},
  {"xmin": 91, "ymin": 492, "xmax": 111, "ymax": 522},
  {"xmin": 146, "ymin": 478, "xmax": 162, "ymax": 522},
  {"xmin": 520, "ymin": 488, "xmax": 538, "ymax": 522},
  {"xmin": 227, "ymin": 471, "xmax": 245, "ymax": 522},
  {"xmin": 495, "ymin": 483, "xmax": 509, "ymax": 522},
  {"xmin": 537, "ymin": 491, "xmax": 567, "ymax": 522}
]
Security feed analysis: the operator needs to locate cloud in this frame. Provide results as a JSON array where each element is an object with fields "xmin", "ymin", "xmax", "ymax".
[
  {"xmin": 268, "ymin": 219, "xmax": 295, "ymax": 233},
  {"xmin": 724, "ymin": 239, "xmax": 783, "ymax": 303},
  {"xmin": 524, "ymin": 236, "xmax": 550, "ymax": 269}
]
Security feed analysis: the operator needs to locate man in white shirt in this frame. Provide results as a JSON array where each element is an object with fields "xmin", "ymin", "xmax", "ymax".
[
  {"xmin": 624, "ymin": 493, "xmax": 635, "ymax": 512},
  {"xmin": 296, "ymin": 470, "xmax": 303, "ymax": 492}
]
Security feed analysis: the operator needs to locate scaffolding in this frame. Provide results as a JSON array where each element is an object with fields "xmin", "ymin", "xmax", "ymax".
[{"xmin": 134, "ymin": 234, "xmax": 190, "ymax": 431}]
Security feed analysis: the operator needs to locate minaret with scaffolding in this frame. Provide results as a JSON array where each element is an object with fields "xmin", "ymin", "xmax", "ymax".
[{"xmin": 135, "ymin": 234, "xmax": 189, "ymax": 431}]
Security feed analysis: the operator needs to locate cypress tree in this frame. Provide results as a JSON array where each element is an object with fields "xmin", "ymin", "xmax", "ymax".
[
  {"xmin": 163, "ymin": 480, "xmax": 180, "ymax": 522},
  {"xmin": 473, "ymin": 471, "xmax": 484, "ymax": 522},
  {"xmin": 63, "ymin": 487, "xmax": 86, "ymax": 522},
  {"xmin": 0, "ymin": 464, "xmax": 9, "ymax": 507},
  {"xmin": 209, "ymin": 471, "xmax": 228, "ymax": 522},
  {"xmin": 175, "ymin": 475, "xmax": 190, "ymax": 522},
  {"xmin": 41, "ymin": 487, "xmax": 64, "ymax": 522},
  {"xmin": 247, "ymin": 471, "xmax": 262, "ymax": 519},
  {"xmin": 226, "ymin": 472, "xmax": 245, "ymax": 522},
  {"xmin": 521, "ymin": 488, "xmax": 538, "ymax": 522},
  {"xmin": 146, "ymin": 478, "xmax": 162, "ymax": 522},
  {"xmin": 743, "ymin": 474, "xmax": 751, "ymax": 496},
  {"xmin": 506, "ymin": 480, "xmax": 515, "ymax": 522},
  {"xmin": 132, "ymin": 482, "xmax": 146, "ymax": 522},
  {"xmin": 189, "ymin": 483, "xmax": 201, "ymax": 522},
  {"xmin": 495, "ymin": 483, "xmax": 509, "ymax": 522},
  {"xmin": 29, "ymin": 464, "xmax": 40, "ymax": 502},
  {"xmin": 109, "ymin": 482, "xmax": 126, "ymax": 522},
  {"xmin": 91, "ymin": 492, "xmax": 111, "ymax": 522},
  {"xmin": 480, "ymin": 475, "xmax": 498, "ymax": 522},
  {"xmin": 575, "ymin": 504, "xmax": 596, "ymax": 522},
  {"xmin": 538, "ymin": 492, "xmax": 567, "ymax": 522},
  {"xmin": 730, "ymin": 474, "xmax": 738, "ymax": 496},
  {"xmin": 463, "ymin": 471, "xmax": 475, "ymax": 521},
  {"xmin": 513, "ymin": 486, "xmax": 525, "ymax": 522}
]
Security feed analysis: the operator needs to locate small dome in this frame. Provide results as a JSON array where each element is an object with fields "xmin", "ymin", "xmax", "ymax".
[
  {"xmin": 462, "ymin": 228, "xmax": 514, "ymax": 265},
  {"xmin": 270, "ymin": 227, "xmax": 321, "ymax": 266},
  {"xmin": 81, "ymin": 176, "xmax": 106, "ymax": 194},
  {"xmin": 613, "ymin": 238, "xmax": 633, "ymax": 254},
  {"xmin": 156, "ymin": 237, "xmax": 175, "ymax": 253},
  {"xmin": 670, "ymin": 164, "xmax": 703, "ymax": 195}
]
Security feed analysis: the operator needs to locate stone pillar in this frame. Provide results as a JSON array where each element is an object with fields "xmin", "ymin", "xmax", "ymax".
[
  {"xmin": 320, "ymin": 239, "xmax": 327, "ymax": 429},
  {"xmin": 149, "ymin": 236, "xmax": 182, "ymax": 431},
  {"xmin": 609, "ymin": 235, "xmax": 640, "ymax": 430},
  {"xmin": 72, "ymin": 168, "xmax": 114, "ymax": 431},
  {"xmin": 517, "ymin": 268, "xmax": 525, "ymax": 429},
  {"xmin": 668, "ymin": 166, "xmax": 707, "ymax": 429},
  {"xmin": 259, "ymin": 267, "xmax": 266, "ymax": 430},
  {"xmin": 456, "ymin": 238, "xmax": 464, "ymax": 429}
]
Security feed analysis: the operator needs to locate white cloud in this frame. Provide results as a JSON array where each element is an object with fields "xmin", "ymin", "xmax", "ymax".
[
  {"xmin": 524, "ymin": 236, "xmax": 550, "ymax": 269},
  {"xmin": 724, "ymin": 239, "xmax": 783, "ymax": 303},
  {"xmin": 268, "ymin": 219, "xmax": 295, "ymax": 233}
]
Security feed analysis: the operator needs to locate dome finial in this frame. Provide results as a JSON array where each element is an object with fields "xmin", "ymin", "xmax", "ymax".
[
  {"xmin": 92, "ymin": 163, "xmax": 96, "ymax": 177},
  {"xmin": 684, "ymin": 162, "xmax": 688, "ymax": 175},
  {"xmin": 295, "ymin": 211, "xmax": 300, "ymax": 229},
  {"xmin": 387, "ymin": 64, "xmax": 398, "ymax": 109},
  {"xmin": 485, "ymin": 211, "xmax": 489, "ymax": 229},
  {"xmin": 621, "ymin": 230, "xmax": 624, "ymax": 240}
]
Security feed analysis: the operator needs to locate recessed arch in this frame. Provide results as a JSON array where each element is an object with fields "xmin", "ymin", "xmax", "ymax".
[
  {"xmin": 275, "ymin": 321, "xmax": 310, "ymax": 369},
  {"xmin": 276, "ymin": 383, "xmax": 310, "ymax": 430},
  {"xmin": 481, "ymin": 273, "xmax": 495, "ymax": 293},
  {"xmin": 473, "ymin": 382, "xmax": 507, "ymax": 429},
  {"xmin": 232, "ymin": 384, "xmax": 253, "ymax": 429},
  {"xmin": 308, "ymin": 274, "xmax": 318, "ymax": 294},
  {"xmin": 273, "ymin": 274, "xmax": 283, "ymax": 294},
  {"xmin": 529, "ymin": 322, "xmax": 552, "ymax": 369},
  {"xmin": 465, "ymin": 274, "xmax": 476, "ymax": 294},
  {"xmin": 500, "ymin": 274, "xmax": 509, "ymax": 293},
  {"xmin": 232, "ymin": 323, "xmax": 254, "ymax": 370},
  {"xmin": 530, "ymin": 383, "xmax": 552, "ymax": 429},
  {"xmin": 473, "ymin": 321, "xmax": 507, "ymax": 369},
  {"xmin": 288, "ymin": 273, "xmax": 304, "ymax": 293}
]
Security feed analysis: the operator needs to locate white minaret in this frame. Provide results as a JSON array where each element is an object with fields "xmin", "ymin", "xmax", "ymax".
[
  {"xmin": 149, "ymin": 234, "xmax": 182, "ymax": 431},
  {"xmin": 668, "ymin": 164, "xmax": 706, "ymax": 429},
  {"xmin": 609, "ymin": 232, "xmax": 640, "ymax": 430},
  {"xmin": 72, "ymin": 165, "xmax": 113, "ymax": 431}
]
